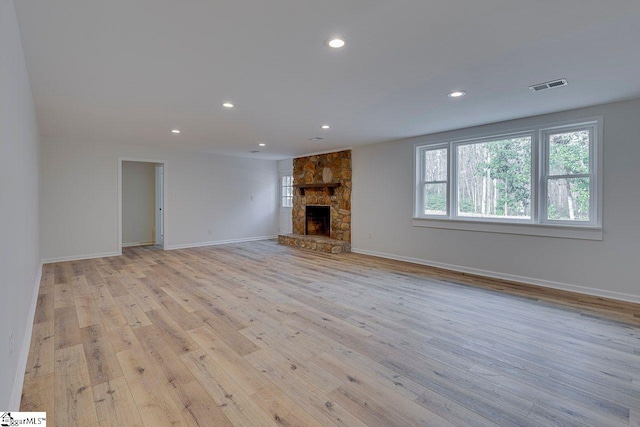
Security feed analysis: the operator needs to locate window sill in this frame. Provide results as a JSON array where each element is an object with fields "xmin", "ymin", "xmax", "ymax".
[{"xmin": 411, "ymin": 217, "xmax": 603, "ymax": 241}]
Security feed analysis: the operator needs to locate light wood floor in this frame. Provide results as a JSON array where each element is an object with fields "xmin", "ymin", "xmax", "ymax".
[{"xmin": 21, "ymin": 241, "xmax": 640, "ymax": 426}]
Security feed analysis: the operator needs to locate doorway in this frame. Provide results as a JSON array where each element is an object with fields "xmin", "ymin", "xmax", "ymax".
[
  {"xmin": 118, "ymin": 158, "xmax": 166, "ymax": 253},
  {"xmin": 279, "ymin": 173, "xmax": 293, "ymax": 234},
  {"xmin": 155, "ymin": 164, "xmax": 164, "ymax": 246}
]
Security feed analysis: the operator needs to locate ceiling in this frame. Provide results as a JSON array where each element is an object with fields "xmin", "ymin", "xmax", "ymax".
[{"xmin": 15, "ymin": 0, "xmax": 640, "ymax": 160}]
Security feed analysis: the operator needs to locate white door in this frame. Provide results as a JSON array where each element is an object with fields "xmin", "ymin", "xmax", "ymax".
[
  {"xmin": 155, "ymin": 165, "xmax": 164, "ymax": 246},
  {"xmin": 279, "ymin": 174, "xmax": 293, "ymax": 234}
]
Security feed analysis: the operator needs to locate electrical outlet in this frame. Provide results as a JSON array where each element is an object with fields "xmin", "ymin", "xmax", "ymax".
[
  {"xmin": 368, "ymin": 233, "xmax": 373, "ymax": 239},
  {"xmin": 208, "ymin": 229, "xmax": 213, "ymax": 235}
]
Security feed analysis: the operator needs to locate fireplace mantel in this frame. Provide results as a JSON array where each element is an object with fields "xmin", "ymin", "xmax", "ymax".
[{"xmin": 294, "ymin": 182, "xmax": 341, "ymax": 195}]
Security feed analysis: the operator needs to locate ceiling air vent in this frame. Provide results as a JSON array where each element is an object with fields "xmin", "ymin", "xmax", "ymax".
[
  {"xmin": 529, "ymin": 78, "xmax": 568, "ymax": 92},
  {"xmin": 308, "ymin": 137, "xmax": 325, "ymax": 141},
  {"xmin": 248, "ymin": 150, "xmax": 260, "ymax": 153}
]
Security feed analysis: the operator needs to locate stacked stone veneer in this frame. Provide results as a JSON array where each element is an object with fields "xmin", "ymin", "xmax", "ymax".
[
  {"xmin": 278, "ymin": 150, "xmax": 352, "ymax": 253},
  {"xmin": 278, "ymin": 234, "xmax": 351, "ymax": 254}
]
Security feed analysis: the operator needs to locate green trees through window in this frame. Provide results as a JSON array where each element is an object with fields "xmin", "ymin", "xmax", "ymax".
[
  {"xmin": 457, "ymin": 137, "xmax": 531, "ymax": 219},
  {"xmin": 416, "ymin": 119, "xmax": 598, "ymax": 227},
  {"xmin": 546, "ymin": 130, "xmax": 591, "ymax": 221},
  {"xmin": 423, "ymin": 148, "xmax": 447, "ymax": 215}
]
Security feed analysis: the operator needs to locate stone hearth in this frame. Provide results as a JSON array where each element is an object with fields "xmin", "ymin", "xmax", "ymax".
[
  {"xmin": 279, "ymin": 150, "xmax": 351, "ymax": 253},
  {"xmin": 278, "ymin": 234, "xmax": 351, "ymax": 254}
]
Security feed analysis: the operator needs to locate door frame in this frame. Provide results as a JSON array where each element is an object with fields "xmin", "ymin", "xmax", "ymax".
[
  {"xmin": 278, "ymin": 172, "xmax": 293, "ymax": 234},
  {"xmin": 118, "ymin": 157, "xmax": 168, "ymax": 255},
  {"xmin": 155, "ymin": 164, "xmax": 164, "ymax": 246}
]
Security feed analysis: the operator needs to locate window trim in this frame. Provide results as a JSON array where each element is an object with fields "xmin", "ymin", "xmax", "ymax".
[
  {"xmin": 451, "ymin": 131, "xmax": 535, "ymax": 224},
  {"xmin": 539, "ymin": 122, "xmax": 600, "ymax": 227},
  {"xmin": 413, "ymin": 117, "xmax": 603, "ymax": 240},
  {"xmin": 416, "ymin": 143, "xmax": 449, "ymax": 218}
]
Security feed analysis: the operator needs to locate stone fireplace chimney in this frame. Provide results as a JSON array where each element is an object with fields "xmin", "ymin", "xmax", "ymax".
[{"xmin": 278, "ymin": 150, "xmax": 351, "ymax": 253}]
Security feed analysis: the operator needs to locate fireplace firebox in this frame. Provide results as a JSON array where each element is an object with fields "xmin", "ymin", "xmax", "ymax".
[{"xmin": 305, "ymin": 206, "xmax": 330, "ymax": 237}]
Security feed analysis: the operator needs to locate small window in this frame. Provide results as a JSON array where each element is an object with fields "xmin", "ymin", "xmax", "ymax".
[
  {"xmin": 419, "ymin": 146, "xmax": 448, "ymax": 216},
  {"xmin": 542, "ymin": 127, "xmax": 595, "ymax": 224},
  {"xmin": 281, "ymin": 175, "xmax": 293, "ymax": 208}
]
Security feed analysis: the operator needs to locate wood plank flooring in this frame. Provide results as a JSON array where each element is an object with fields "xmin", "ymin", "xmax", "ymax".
[{"xmin": 21, "ymin": 241, "xmax": 640, "ymax": 426}]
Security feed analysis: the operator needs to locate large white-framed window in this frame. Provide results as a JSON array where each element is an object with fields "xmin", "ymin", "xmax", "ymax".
[
  {"xmin": 453, "ymin": 133, "xmax": 534, "ymax": 223},
  {"xmin": 413, "ymin": 118, "xmax": 602, "ymax": 240}
]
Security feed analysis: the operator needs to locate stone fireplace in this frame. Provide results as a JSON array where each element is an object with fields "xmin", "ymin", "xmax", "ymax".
[{"xmin": 278, "ymin": 150, "xmax": 351, "ymax": 253}]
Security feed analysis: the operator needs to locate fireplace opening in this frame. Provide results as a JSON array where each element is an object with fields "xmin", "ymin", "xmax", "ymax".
[{"xmin": 306, "ymin": 206, "xmax": 330, "ymax": 238}]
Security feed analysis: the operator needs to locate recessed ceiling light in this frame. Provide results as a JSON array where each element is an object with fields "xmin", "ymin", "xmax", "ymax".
[
  {"xmin": 222, "ymin": 102, "xmax": 234, "ymax": 108},
  {"xmin": 258, "ymin": 143, "xmax": 266, "ymax": 147},
  {"xmin": 448, "ymin": 90, "xmax": 466, "ymax": 98},
  {"xmin": 327, "ymin": 38, "xmax": 345, "ymax": 49},
  {"xmin": 320, "ymin": 125, "xmax": 331, "ymax": 129},
  {"xmin": 171, "ymin": 129, "xmax": 181, "ymax": 134}
]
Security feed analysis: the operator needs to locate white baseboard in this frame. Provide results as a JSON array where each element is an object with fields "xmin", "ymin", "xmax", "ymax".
[
  {"xmin": 122, "ymin": 242, "xmax": 154, "ymax": 248},
  {"xmin": 42, "ymin": 251, "xmax": 121, "ymax": 264},
  {"xmin": 41, "ymin": 236, "xmax": 278, "ymax": 263},
  {"xmin": 352, "ymin": 247, "xmax": 640, "ymax": 305},
  {"xmin": 9, "ymin": 263, "xmax": 43, "ymax": 410},
  {"xmin": 166, "ymin": 235, "xmax": 277, "ymax": 251}
]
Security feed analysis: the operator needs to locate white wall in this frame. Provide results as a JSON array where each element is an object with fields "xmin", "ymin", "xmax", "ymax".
[
  {"xmin": 122, "ymin": 161, "xmax": 156, "ymax": 246},
  {"xmin": 353, "ymin": 98, "xmax": 640, "ymax": 302},
  {"xmin": 41, "ymin": 140, "xmax": 278, "ymax": 261},
  {"xmin": 277, "ymin": 158, "xmax": 293, "ymax": 174},
  {"xmin": 0, "ymin": 0, "xmax": 41, "ymax": 409}
]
